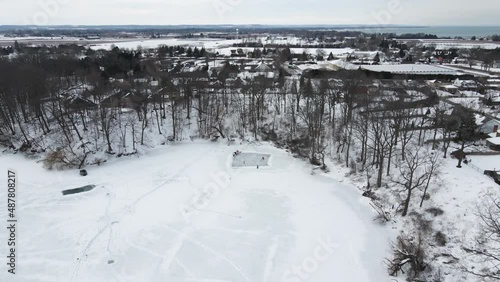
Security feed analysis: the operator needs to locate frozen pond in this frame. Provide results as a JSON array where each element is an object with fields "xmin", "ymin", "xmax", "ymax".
[
  {"xmin": 0, "ymin": 142, "xmax": 393, "ymax": 282},
  {"xmin": 232, "ymin": 152, "xmax": 271, "ymax": 167}
]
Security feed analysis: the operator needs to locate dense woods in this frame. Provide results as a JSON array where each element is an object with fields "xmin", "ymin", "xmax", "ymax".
[{"xmin": 0, "ymin": 46, "xmax": 479, "ymax": 200}]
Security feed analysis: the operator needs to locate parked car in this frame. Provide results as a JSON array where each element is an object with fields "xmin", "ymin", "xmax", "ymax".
[{"xmin": 484, "ymin": 170, "xmax": 500, "ymax": 185}]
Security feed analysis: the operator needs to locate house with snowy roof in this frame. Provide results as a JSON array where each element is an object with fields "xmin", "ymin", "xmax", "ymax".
[
  {"xmin": 453, "ymin": 78, "xmax": 482, "ymax": 91},
  {"xmin": 479, "ymin": 118, "xmax": 500, "ymax": 135},
  {"xmin": 486, "ymin": 135, "xmax": 500, "ymax": 151},
  {"xmin": 250, "ymin": 62, "xmax": 275, "ymax": 79},
  {"xmin": 254, "ymin": 62, "xmax": 272, "ymax": 72},
  {"xmin": 485, "ymin": 92, "xmax": 500, "ymax": 105},
  {"xmin": 347, "ymin": 51, "xmax": 380, "ymax": 65},
  {"xmin": 100, "ymin": 91, "xmax": 146, "ymax": 110}
]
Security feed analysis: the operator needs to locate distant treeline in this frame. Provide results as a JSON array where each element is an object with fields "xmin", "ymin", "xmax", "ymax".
[
  {"xmin": 389, "ymin": 33, "xmax": 439, "ymax": 39},
  {"xmin": 231, "ymin": 43, "xmax": 346, "ymax": 49},
  {"xmin": 157, "ymin": 45, "xmax": 207, "ymax": 58}
]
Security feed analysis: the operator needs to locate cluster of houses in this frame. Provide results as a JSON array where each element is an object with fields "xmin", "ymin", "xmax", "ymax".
[
  {"xmin": 42, "ymin": 38, "xmax": 500, "ymax": 155},
  {"xmin": 434, "ymin": 78, "xmax": 500, "ymax": 95},
  {"xmin": 51, "ymin": 58, "xmax": 283, "ymax": 113},
  {"xmin": 431, "ymin": 77, "xmax": 500, "ymax": 152},
  {"xmin": 346, "ymin": 52, "xmax": 380, "ymax": 65}
]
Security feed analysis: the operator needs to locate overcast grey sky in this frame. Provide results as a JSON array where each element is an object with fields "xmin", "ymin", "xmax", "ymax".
[{"xmin": 1, "ymin": 0, "xmax": 500, "ymax": 26}]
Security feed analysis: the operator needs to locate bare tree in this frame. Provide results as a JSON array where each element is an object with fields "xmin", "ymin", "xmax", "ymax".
[
  {"xmin": 420, "ymin": 150, "xmax": 442, "ymax": 207},
  {"xmin": 463, "ymin": 195, "xmax": 500, "ymax": 280},
  {"xmin": 298, "ymin": 79, "xmax": 326, "ymax": 165},
  {"xmin": 394, "ymin": 144, "xmax": 433, "ymax": 216},
  {"xmin": 367, "ymin": 109, "xmax": 395, "ymax": 188},
  {"xmin": 387, "ymin": 234, "xmax": 427, "ymax": 279}
]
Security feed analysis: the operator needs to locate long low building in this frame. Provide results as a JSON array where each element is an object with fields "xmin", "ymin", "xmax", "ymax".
[
  {"xmin": 360, "ymin": 64, "xmax": 461, "ymax": 76},
  {"xmin": 396, "ymin": 39, "xmax": 500, "ymax": 50},
  {"xmin": 421, "ymin": 42, "xmax": 500, "ymax": 50}
]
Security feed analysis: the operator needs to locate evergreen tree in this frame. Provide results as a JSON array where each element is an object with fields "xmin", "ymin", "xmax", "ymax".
[
  {"xmin": 454, "ymin": 106, "xmax": 480, "ymax": 168},
  {"xmin": 301, "ymin": 51, "xmax": 308, "ymax": 61},
  {"xmin": 14, "ymin": 40, "xmax": 20, "ymax": 52},
  {"xmin": 254, "ymin": 48, "xmax": 262, "ymax": 59}
]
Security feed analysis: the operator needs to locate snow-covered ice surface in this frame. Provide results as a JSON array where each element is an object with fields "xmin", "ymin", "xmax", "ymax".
[{"xmin": 0, "ymin": 141, "xmax": 393, "ymax": 282}]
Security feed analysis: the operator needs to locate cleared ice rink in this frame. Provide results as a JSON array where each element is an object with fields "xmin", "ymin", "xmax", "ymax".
[{"xmin": 232, "ymin": 152, "xmax": 271, "ymax": 168}]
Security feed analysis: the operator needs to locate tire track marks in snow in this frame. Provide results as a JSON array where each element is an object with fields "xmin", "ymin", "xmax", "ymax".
[
  {"xmin": 127, "ymin": 147, "xmax": 213, "ymax": 210},
  {"xmin": 70, "ymin": 189, "xmax": 113, "ymax": 282},
  {"xmin": 156, "ymin": 224, "xmax": 254, "ymax": 282},
  {"xmin": 154, "ymin": 226, "xmax": 192, "ymax": 274},
  {"xmin": 69, "ymin": 147, "xmax": 213, "ymax": 282},
  {"xmin": 262, "ymin": 237, "xmax": 279, "ymax": 282}
]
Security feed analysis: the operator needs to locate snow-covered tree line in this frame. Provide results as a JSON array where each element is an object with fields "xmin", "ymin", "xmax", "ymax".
[{"xmin": 0, "ymin": 50, "xmax": 479, "ymax": 208}]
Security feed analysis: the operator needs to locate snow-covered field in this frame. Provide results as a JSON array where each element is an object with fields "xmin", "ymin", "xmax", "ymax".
[
  {"xmin": 0, "ymin": 141, "xmax": 393, "ymax": 282},
  {"xmin": 422, "ymin": 157, "xmax": 500, "ymax": 281},
  {"xmin": 290, "ymin": 48, "xmax": 354, "ymax": 56},
  {"xmin": 0, "ymin": 36, "xmax": 82, "ymax": 42},
  {"xmin": 87, "ymin": 36, "xmax": 355, "ymax": 56},
  {"xmin": 89, "ymin": 38, "xmax": 243, "ymax": 51},
  {"xmin": 215, "ymin": 47, "xmax": 354, "ymax": 57}
]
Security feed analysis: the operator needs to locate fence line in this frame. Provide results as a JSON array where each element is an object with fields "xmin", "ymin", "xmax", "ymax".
[{"xmin": 466, "ymin": 162, "xmax": 484, "ymax": 174}]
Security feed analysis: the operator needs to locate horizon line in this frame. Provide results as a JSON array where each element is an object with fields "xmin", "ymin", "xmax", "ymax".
[{"xmin": 1, "ymin": 24, "xmax": 500, "ymax": 27}]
